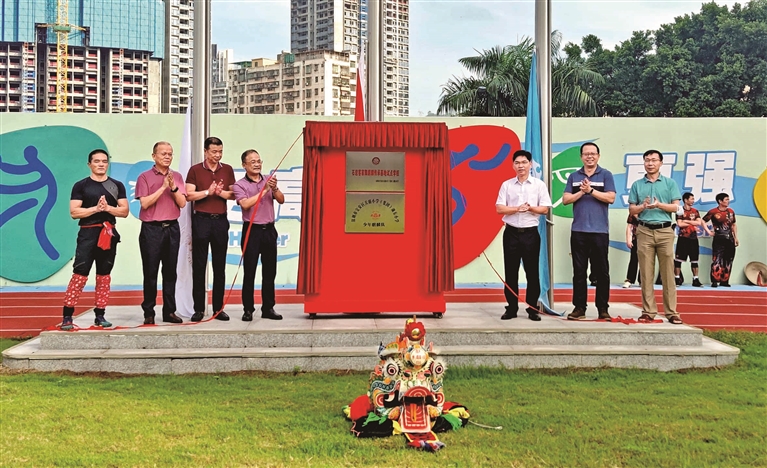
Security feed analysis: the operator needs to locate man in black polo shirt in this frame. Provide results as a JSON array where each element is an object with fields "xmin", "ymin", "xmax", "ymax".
[
  {"xmin": 60, "ymin": 149, "xmax": 129, "ymax": 330},
  {"xmin": 185, "ymin": 136, "xmax": 236, "ymax": 322}
]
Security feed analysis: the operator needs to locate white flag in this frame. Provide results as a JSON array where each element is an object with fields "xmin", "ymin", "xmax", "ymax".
[{"xmin": 175, "ymin": 105, "xmax": 195, "ymax": 318}]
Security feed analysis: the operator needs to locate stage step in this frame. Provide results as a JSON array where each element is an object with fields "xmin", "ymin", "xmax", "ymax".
[
  {"xmin": 2, "ymin": 303, "xmax": 740, "ymax": 373},
  {"xmin": 3, "ymin": 338, "xmax": 738, "ymax": 374},
  {"xmin": 37, "ymin": 327, "xmax": 704, "ymax": 350}
]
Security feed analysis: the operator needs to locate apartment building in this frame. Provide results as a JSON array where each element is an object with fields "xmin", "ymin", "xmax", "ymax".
[
  {"xmin": 290, "ymin": 0, "xmax": 361, "ymax": 54},
  {"xmin": 0, "ymin": 0, "xmax": 165, "ymax": 113},
  {"xmin": 290, "ymin": 0, "xmax": 407, "ymax": 116},
  {"xmin": 228, "ymin": 50, "xmax": 355, "ymax": 116},
  {"xmin": 212, "ymin": 81, "xmax": 228, "ymax": 114},
  {"xmin": 0, "ymin": 41, "xmax": 153, "ymax": 113},
  {"xmin": 163, "ymin": 0, "xmax": 194, "ymax": 113},
  {"xmin": 0, "ymin": 42, "xmax": 35, "ymax": 112},
  {"xmin": 210, "ymin": 44, "xmax": 233, "ymax": 114},
  {"xmin": 212, "ymin": 44, "xmax": 234, "ymax": 83},
  {"xmin": 382, "ymin": 0, "xmax": 409, "ymax": 117}
]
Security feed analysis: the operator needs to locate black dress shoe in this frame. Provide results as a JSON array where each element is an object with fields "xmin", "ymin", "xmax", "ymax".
[
  {"xmin": 528, "ymin": 312, "xmax": 541, "ymax": 321},
  {"xmin": 242, "ymin": 311, "xmax": 253, "ymax": 322},
  {"xmin": 501, "ymin": 311, "xmax": 517, "ymax": 320},
  {"xmin": 191, "ymin": 311, "xmax": 204, "ymax": 322},
  {"xmin": 143, "ymin": 316, "xmax": 155, "ymax": 325},
  {"xmin": 261, "ymin": 309, "xmax": 283, "ymax": 320},
  {"xmin": 163, "ymin": 313, "xmax": 183, "ymax": 324},
  {"xmin": 214, "ymin": 311, "xmax": 230, "ymax": 321}
]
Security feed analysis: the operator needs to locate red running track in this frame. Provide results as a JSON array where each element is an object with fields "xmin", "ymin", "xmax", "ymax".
[{"xmin": 1, "ymin": 287, "xmax": 765, "ymax": 337}]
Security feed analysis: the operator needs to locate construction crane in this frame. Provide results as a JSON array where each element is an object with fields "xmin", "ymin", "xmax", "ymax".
[{"xmin": 36, "ymin": 0, "xmax": 86, "ymax": 112}]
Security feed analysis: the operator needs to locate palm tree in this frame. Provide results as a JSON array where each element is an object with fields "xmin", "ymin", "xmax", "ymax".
[{"xmin": 437, "ymin": 32, "xmax": 604, "ymax": 117}]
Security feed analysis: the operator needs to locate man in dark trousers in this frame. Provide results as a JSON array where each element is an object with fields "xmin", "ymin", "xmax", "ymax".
[
  {"xmin": 185, "ymin": 136, "xmax": 236, "ymax": 322},
  {"xmin": 495, "ymin": 150, "xmax": 552, "ymax": 321},
  {"xmin": 60, "ymin": 149, "xmax": 129, "ymax": 330},
  {"xmin": 135, "ymin": 141, "xmax": 188, "ymax": 325},
  {"xmin": 232, "ymin": 149, "xmax": 285, "ymax": 321},
  {"xmin": 563, "ymin": 142, "xmax": 616, "ymax": 321}
]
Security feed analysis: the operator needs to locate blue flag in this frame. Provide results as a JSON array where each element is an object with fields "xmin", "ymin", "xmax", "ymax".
[{"xmin": 524, "ymin": 52, "xmax": 552, "ymax": 310}]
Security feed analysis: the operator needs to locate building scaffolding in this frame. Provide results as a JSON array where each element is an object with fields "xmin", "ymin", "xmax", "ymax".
[{"xmin": 36, "ymin": 0, "xmax": 87, "ymax": 112}]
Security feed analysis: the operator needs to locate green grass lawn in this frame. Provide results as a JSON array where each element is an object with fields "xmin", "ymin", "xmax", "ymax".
[{"xmin": 1, "ymin": 331, "xmax": 766, "ymax": 467}]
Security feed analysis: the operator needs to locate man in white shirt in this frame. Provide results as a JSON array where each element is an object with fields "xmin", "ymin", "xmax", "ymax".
[{"xmin": 495, "ymin": 150, "xmax": 553, "ymax": 321}]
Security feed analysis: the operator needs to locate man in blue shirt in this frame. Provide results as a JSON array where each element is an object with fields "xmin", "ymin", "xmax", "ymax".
[
  {"xmin": 563, "ymin": 143, "xmax": 616, "ymax": 321},
  {"xmin": 628, "ymin": 149, "xmax": 683, "ymax": 324}
]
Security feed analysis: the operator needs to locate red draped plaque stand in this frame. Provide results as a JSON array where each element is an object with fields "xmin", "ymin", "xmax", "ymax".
[{"xmin": 297, "ymin": 121, "xmax": 454, "ymax": 315}]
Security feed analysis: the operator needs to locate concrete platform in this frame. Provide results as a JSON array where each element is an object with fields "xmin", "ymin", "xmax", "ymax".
[{"xmin": 2, "ymin": 302, "xmax": 740, "ymax": 373}]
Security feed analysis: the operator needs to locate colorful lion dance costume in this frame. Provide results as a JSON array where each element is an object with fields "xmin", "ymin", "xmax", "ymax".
[{"xmin": 343, "ymin": 317, "xmax": 470, "ymax": 451}]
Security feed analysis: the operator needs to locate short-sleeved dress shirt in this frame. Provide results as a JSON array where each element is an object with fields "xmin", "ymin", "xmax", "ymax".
[{"xmin": 496, "ymin": 176, "xmax": 553, "ymax": 228}]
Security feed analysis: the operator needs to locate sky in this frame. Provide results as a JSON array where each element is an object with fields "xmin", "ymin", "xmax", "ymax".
[{"xmin": 211, "ymin": 0, "xmax": 741, "ymax": 116}]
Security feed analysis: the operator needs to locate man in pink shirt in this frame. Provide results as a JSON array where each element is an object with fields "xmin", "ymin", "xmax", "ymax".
[
  {"xmin": 231, "ymin": 149, "xmax": 285, "ymax": 321},
  {"xmin": 135, "ymin": 141, "xmax": 188, "ymax": 324}
]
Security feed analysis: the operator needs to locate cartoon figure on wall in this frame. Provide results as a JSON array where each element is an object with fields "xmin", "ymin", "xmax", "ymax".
[{"xmin": 0, "ymin": 127, "xmax": 104, "ymax": 282}]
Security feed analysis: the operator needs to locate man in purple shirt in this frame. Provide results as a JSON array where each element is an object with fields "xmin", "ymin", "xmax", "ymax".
[
  {"xmin": 231, "ymin": 149, "xmax": 285, "ymax": 321},
  {"xmin": 135, "ymin": 141, "xmax": 188, "ymax": 324}
]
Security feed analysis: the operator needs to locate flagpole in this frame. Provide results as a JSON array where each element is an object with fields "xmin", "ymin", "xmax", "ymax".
[
  {"xmin": 367, "ymin": 0, "xmax": 382, "ymax": 121},
  {"xmin": 535, "ymin": 0, "xmax": 553, "ymax": 306},
  {"xmin": 192, "ymin": 0, "xmax": 211, "ymax": 311},
  {"xmin": 192, "ymin": 0, "xmax": 210, "ymax": 153}
]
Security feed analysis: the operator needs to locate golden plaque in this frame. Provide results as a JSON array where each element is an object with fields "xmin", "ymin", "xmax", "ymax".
[
  {"xmin": 346, "ymin": 151, "xmax": 405, "ymax": 192},
  {"xmin": 345, "ymin": 192, "xmax": 405, "ymax": 233}
]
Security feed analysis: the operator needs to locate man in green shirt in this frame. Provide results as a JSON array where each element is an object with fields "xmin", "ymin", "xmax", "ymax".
[{"xmin": 628, "ymin": 149, "xmax": 683, "ymax": 324}]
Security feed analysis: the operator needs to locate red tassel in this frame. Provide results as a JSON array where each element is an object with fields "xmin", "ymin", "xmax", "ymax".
[{"xmin": 97, "ymin": 222, "xmax": 114, "ymax": 250}]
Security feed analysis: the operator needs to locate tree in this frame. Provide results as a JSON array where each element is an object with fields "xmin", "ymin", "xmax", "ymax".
[
  {"xmin": 581, "ymin": 0, "xmax": 767, "ymax": 117},
  {"xmin": 602, "ymin": 31, "xmax": 659, "ymax": 116},
  {"xmin": 437, "ymin": 32, "xmax": 604, "ymax": 117}
]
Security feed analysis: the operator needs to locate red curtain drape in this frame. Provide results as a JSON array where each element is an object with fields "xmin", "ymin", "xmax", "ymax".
[{"xmin": 297, "ymin": 121, "xmax": 454, "ymax": 294}]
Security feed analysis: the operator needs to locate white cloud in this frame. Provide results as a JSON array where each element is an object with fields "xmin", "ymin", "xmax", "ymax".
[{"xmin": 211, "ymin": 0, "xmax": 743, "ymax": 115}]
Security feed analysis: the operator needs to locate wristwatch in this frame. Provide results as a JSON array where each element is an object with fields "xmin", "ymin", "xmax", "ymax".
[
  {"xmin": 171, "ymin": 187, "xmax": 179, "ymax": 193},
  {"xmin": 589, "ymin": 188, "xmax": 595, "ymax": 194},
  {"xmin": 204, "ymin": 190, "xmax": 209, "ymax": 197}
]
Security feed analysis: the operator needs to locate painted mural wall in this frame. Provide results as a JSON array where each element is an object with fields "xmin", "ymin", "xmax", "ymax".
[{"xmin": 1, "ymin": 115, "xmax": 766, "ymax": 291}]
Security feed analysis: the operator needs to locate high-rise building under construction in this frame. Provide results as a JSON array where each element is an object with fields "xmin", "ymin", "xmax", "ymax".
[{"xmin": 0, "ymin": 0, "xmax": 194, "ymax": 113}]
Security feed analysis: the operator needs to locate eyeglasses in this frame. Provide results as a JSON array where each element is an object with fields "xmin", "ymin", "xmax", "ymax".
[
  {"xmin": 644, "ymin": 159, "xmax": 662, "ymax": 163},
  {"xmin": 581, "ymin": 152, "xmax": 599, "ymax": 157}
]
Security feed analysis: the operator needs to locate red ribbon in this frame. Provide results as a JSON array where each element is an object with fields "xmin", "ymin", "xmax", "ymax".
[
  {"xmin": 97, "ymin": 222, "xmax": 114, "ymax": 250},
  {"xmin": 47, "ymin": 133, "xmax": 305, "ymax": 333}
]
